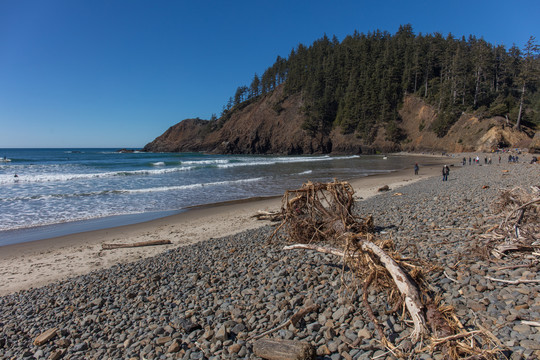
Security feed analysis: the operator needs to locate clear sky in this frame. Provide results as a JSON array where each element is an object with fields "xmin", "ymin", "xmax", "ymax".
[{"xmin": 1, "ymin": 0, "xmax": 538, "ymax": 148}]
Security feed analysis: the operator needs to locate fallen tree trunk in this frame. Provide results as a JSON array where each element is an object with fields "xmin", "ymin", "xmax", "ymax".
[
  {"xmin": 284, "ymin": 240, "xmax": 429, "ymax": 341},
  {"xmin": 253, "ymin": 339, "xmax": 315, "ymax": 360},
  {"xmin": 101, "ymin": 240, "xmax": 172, "ymax": 250}
]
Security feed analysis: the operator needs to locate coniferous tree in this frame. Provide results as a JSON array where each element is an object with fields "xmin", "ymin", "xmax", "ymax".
[
  {"xmin": 515, "ymin": 36, "xmax": 540, "ymax": 130},
  {"xmin": 222, "ymin": 26, "xmax": 540, "ymax": 138},
  {"xmin": 250, "ymin": 74, "xmax": 261, "ymax": 98}
]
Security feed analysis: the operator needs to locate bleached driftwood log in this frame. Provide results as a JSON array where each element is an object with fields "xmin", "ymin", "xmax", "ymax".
[
  {"xmin": 283, "ymin": 241, "xmax": 429, "ymax": 341},
  {"xmin": 252, "ymin": 210, "xmax": 283, "ymax": 221},
  {"xmin": 101, "ymin": 240, "xmax": 171, "ymax": 250},
  {"xmin": 253, "ymin": 339, "xmax": 315, "ymax": 360}
]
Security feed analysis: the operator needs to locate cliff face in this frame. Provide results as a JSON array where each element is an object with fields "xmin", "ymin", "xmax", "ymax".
[
  {"xmin": 398, "ymin": 96, "xmax": 535, "ymax": 153},
  {"xmin": 144, "ymin": 86, "xmax": 339, "ymax": 154},
  {"xmin": 143, "ymin": 87, "xmax": 536, "ymax": 154}
]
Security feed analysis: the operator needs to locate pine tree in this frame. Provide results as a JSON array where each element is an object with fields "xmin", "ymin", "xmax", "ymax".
[
  {"xmin": 515, "ymin": 36, "xmax": 539, "ymax": 130},
  {"xmin": 250, "ymin": 74, "xmax": 261, "ymax": 98},
  {"xmin": 221, "ymin": 26, "xmax": 539, "ymax": 138}
]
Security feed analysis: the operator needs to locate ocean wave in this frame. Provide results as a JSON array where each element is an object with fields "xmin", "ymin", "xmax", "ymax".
[
  {"xmin": 298, "ymin": 170, "xmax": 313, "ymax": 175},
  {"xmin": 216, "ymin": 155, "xmax": 359, "ymax": 169},
  {"xmin": 0, "ymin": 177, "xmax": 266, "ymax": 202},
  {"xmin": 124, "ymin": 177, "xmax": 265, "ymax": 194},
  {"xmin": 180, "ymin": 159, "xmax": 230, "ymax": 165},
  {"xmin": 0, "ymin": 166, "xmax": 196, "ymax": 184},
  {"xmin": 0, "ymin": 155, "xmax": 359, "ymax": 184}
]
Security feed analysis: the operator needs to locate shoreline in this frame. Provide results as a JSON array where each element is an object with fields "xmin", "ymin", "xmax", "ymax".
[
  {"xmin": 0, "ymin": 157, "xmax": 449, "ymax": 296},
  {"xmin": 2, "ymin": 157, "xmax": 538, "ymax": 359}
]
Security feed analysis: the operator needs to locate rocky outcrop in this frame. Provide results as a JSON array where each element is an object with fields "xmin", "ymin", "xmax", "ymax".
[
  {"xmin": 144, "ymin": 87, "xmax": 536, "ymax": 154},
  {"xmin": 144, "ymin": 87, "xmax": 340, "ymax": 155}
]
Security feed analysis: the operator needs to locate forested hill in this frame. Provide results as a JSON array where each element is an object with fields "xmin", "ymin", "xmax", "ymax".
[{"xmin": 144, "ymin": 25, "xmax": 540, "ymax": 154}]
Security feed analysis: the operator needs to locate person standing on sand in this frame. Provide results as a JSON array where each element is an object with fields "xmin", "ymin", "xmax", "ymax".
[
  {"xmin": 414, "ymin": 163, "xmax": 419, "ymax": 175},
  {"xmin": 442, "ymin": 165, "xmax": 450, "ymax": 181}
]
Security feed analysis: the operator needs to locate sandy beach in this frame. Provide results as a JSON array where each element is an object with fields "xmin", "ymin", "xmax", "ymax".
[{"xmin": 0, "ymin": 156, "xmax": 448, "ymax": 296}]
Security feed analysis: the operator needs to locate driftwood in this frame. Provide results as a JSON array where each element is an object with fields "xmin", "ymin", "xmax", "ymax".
[
  {"xmin": 485, "ymin": 276, "xmax": 540, "ymax": 285},
  {"xmin": 253, "ymin": 339, "xmax": 315, "ymax": 360},
  {"xmin": 34, "ymin": 328, "xmax": 57, "ymax": 346},
  {"xmin": 491, "ymin": 244, "xmax": 535, "ymax": 259},
  {"xmin": 252, "ymin": 210, "xmax": 283, "ymax": 221},
  {"xmin": 271, "ymin": 180, "xmax": 504, "ymax": 359},
  {"xmin": 481, "ymin": 186, "xmax": 540, "ymax": 258},
  {"xmin": 522, "ymin": 320, "xmax": 540, "ymax": 327},
  {"xmin": 284, "ymin": 242, "xmax": 428, "ymax": 341},
  {"xmin": 101, "ymin": 240, "xmax": 171, "ymax": 250},
  {"xmin": 249, "ymin": 304, "xmax": 320, "ymax": 341}
]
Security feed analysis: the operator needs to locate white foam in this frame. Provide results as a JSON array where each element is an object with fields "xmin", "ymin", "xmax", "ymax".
[
  {"xmin": 216, "ymin": 155, "xmax": 359, "ymax": 169},
  {"xmin": 0, "ymin": 166, "xmax": 196, "ymax": 184},
  {"xmin": 123, "ymin": 176, "xmax": 265, "ymax": 194},
  {"xmin": 180, "ymin": 159, "xmax": 230, "ymax": 165}
]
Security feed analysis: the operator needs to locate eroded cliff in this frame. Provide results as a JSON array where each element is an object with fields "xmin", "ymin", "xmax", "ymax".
[{"xmin": 143, "ymin": 87, "xmax": 536, "ymax": 154}]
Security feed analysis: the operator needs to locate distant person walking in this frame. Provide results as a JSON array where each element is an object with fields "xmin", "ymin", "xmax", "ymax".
[
  {"xmin": 414, "ymin": 163, "xmax": 419, "ymax": 175},
  {"xmin": 442, "ymin": 165, "xmax": 450, "ymax": 181}
]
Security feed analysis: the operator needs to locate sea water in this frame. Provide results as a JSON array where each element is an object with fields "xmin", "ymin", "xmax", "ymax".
[{"xmin": 0, "ymin": 149, "xmax": 433, "ymax": 245}]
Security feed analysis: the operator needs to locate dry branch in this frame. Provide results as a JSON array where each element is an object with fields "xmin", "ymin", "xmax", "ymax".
[
  {"xmin": 483, "ymin": 187, "xmax": 540, "ymax": 258},
  {"xmin": 284, "ymin": 242, "xmax": 428, "ymax": 341},
  {"xmin": 249, "ymin": 304, "xmax": 320, "ymax": 341},
  {"xmin": 522, "ymin": 321, "xmax": 540, "ymax": 327},
  {"xmin": 485, "ymin": 276, "xmax": 540, "ymax": 285},
  {"xmin": 101, "ymin": 240, "xmax": 171, "ymax": 250},
  {"xmin": 271, "ymin": 179, "xmax": 502, "ymax": 358}
]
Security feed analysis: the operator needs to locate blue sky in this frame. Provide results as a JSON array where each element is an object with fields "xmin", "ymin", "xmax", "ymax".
[{"xmin": 1, "ymin": 0, "xmax": 538, "ymax": 148}]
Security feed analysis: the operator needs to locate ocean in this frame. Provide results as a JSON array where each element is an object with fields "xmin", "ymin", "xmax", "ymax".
[{"xmin": 0, "ymin": 149, "xmax": 433, "ymax": 245}]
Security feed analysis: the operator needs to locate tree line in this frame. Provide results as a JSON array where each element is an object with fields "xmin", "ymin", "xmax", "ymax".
[{"xmin": 221, "ymin": 25, "xmax": 539, "ymax": 141}]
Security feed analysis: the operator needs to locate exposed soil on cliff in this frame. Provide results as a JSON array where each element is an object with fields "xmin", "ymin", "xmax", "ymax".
[{"xmin": 143, "ymin": 87, "xmax": 536, "ymax": 154}]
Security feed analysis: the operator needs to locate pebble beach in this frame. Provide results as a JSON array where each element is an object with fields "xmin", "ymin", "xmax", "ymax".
[{"xmin": 1, "ymin": 157, "xmax": 539, "ymax": 359}]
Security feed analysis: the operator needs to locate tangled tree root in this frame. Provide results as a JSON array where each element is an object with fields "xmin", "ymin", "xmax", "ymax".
[
  {"xmin": 268, "ymin": 180, "xmax": 504, "ymax": 359},
  {"xmin": 481, "ymin": 186, "xmax": 540, "ymax": 259}
]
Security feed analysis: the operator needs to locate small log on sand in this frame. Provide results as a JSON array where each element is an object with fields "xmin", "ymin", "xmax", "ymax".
[
  {"xmin": 34, "ymin": 328, "xmax": 57, "ymax": 346},
  {"xmin": 101, "ymin": 240, "xmax": 172, "ymax": 250},
  {"xmin": 252, "ymin": 210, "xmax": 283, "ymax": 221},
  {"xmin": 253, "ymin": 339, "xmax": 315, "ymax": 360}
]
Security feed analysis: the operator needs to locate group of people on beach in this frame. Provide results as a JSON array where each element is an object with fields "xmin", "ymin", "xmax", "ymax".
[
  {"xmin": 460, "ymin": 153, "xmax": 530, "ymax": 165},
  {"xmin": 462, "ymin": 156, "xmax": 495, "ymax": 165}
]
